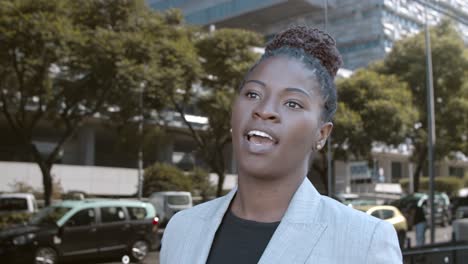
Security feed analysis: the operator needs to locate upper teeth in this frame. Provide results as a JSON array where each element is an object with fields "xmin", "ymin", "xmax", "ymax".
[{"xmin": 247, "ymin": 130, "xmax": 273, "ymax": 140}]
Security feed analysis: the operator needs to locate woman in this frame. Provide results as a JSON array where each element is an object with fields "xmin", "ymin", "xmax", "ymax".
[{"xmin": 160, "ymin": 26, "xmax": 402, "ymax": 263}]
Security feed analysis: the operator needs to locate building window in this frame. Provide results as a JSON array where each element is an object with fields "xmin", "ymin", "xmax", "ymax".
[
  {"xmin": 391, "ymin": 161, "xmax": 402, "ymax": 181},
  {"xmin": 449, "ymin": 167, "xmax": 465, "ymax": 178}
]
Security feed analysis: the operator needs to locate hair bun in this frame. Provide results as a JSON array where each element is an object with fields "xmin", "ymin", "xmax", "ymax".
[{"xmin": 265, "ymin": 25, "xmax": 343, "ymax": 77}]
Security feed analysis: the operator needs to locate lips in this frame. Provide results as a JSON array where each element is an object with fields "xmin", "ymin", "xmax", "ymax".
[{"xmin": 243, "ymin": 128, "xmax": 279, "ymax": 154}]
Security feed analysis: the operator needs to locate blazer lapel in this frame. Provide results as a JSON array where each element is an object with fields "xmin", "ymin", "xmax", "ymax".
[
  {"xmin": 189, "ymin": 187, "xmax": 237, "ymax": 264},
  {"xmin": 259, "ymin": 178, "xmax": 327, "ymax": 264}
]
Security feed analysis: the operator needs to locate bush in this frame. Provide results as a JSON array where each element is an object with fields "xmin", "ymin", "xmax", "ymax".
[
  {"xmin": 0, "ymin": 212, "xmax": 31, "ymax": 230},
  {"xmin": 189, "ymin": 167, "xmax": 215, "ymax": 201},
  {"xmin": 463, "ymin": 175, "xmax": 468, "ymax": 187},
  {"xmin": 400, "ymin": 176, "xmax": 463, "ymax": 196},
  {"xmin": 143, "ymin": 163, "xmax": 192, "ymax": 197}
]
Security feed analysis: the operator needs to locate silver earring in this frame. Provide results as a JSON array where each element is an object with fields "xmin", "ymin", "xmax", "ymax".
[
  {"xmin": 316, "ymin": 143, "xmax": 322, "ymax": 150},
  {"xmin": 230, "ymin": 128, "xmax": 232, "ymax": 133}
]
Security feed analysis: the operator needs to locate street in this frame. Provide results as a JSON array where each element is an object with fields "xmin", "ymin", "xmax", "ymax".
[{"xmin": 406, "ymin": 225, "xmax": 453, "ymax": 248}]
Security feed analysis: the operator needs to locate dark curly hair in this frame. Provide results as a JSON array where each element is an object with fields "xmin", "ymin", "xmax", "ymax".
[{"xmin": 241, "ymin": 25, "xmax": 343, "ymax": 122}]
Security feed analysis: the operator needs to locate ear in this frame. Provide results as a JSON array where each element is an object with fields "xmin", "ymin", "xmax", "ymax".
[{"xmin": 318, "ymin": 122, "xmax": 333, "ymax": 144}]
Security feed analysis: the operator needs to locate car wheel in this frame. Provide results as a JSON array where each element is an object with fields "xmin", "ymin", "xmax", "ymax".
[
  {"xmin": 35, "ymin": 247, "xmax": 58, "ymax": 264},
  {"xmin": 130, "ymin": 240, "xmax": 149, "ymax": 263}
]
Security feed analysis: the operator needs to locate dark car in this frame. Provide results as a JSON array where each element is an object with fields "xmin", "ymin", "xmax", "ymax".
[
  {"xmin": 450, "ymin": 196, "xmax": 468, "ymax": 220},
  {"xmin": 0, "ymin": 199, "xmax": 159, "ymax": 264},
  {"xmin": 392, "ymin": 192, "xmax": 451, "ymax": 229}
]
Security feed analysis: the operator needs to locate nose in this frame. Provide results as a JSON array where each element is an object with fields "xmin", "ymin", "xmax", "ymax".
[{"xmin": 253, "ymin": 100, "xmax": 280, "ymax": 122}]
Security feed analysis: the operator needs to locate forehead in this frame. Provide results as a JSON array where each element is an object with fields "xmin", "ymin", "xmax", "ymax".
[{"xmin": 247, "ymin": 55, "xmax": 320, "ymax": 94}]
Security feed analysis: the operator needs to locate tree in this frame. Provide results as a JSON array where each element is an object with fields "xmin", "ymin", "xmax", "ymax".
[
  {"xmin": 376, "ymin": 21, "xmax": 468, "ymax": 192},
  {"xmin": 0, "ymin": 0, "xmax": 194, "ymax": 205},
  {"xmin": 143, "ymin": 163, "xmax": 192, "ymax": 196},
  {"xmin": 310, "ymin": 69, "xmax": 417, "ymax": 194},
  {"xmin": 169, "ymin": 28, "xmax": 263, "ymax": 197}
]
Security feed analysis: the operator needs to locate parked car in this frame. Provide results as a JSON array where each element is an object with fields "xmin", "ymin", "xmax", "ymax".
[
  {"xmin": 0, "ymin": 199, "xmax": 159, "ymax": 264},
  {"xmin": 148, "ymin": 191, "xmax": 192, "ymax": 226},
  {"xmin": 392, "ymin": 192, "xmax": 451, "ymax": 229},
  {"xmin": 450, "ymin": 196, "xmax": 468, "ymax": 220},
  {"xmin": 354, "ymin": 205, "xmax": 408, "ymax": 248},
  {"xmin": 0, "ymin": 193, "xmax": 38, "ymax": 216}
]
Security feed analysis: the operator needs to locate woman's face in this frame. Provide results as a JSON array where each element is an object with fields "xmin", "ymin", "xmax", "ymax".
[{"xmin": 231, "ymin": 55, "xmax": 331, "ymax": 180}]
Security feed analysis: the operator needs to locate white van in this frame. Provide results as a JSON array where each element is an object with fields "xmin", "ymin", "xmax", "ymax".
[
  {"xmin": 148, "ymin": 191, "xmax": 192, "ymax": 226},
  {"xmin": 0, "ymin": 193, "xmax": 38, "ymax": 215}
]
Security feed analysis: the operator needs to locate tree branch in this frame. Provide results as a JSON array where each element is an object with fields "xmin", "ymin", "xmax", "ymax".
[
  {"xmin": 170, "ymin": 94, "xmax": 205, "ymax": 148},
  {"xmin": 0, "ymin": 91, "xmax": 28, "ymax": 143},
  {"xmin": 12, "ymin": 51, "xmax": 27, "ymax": 127}
]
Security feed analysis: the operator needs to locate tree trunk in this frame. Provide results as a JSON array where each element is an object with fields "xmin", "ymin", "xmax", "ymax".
[
  {"xmin": 39, "ymin": 164, "xmax": 53, "ymax": 206},
  {"xmin": 216, "ymin": 170, "xmax": 225, "ymax": 197},
  {"xmin": 412, "ymin": 147, "xmax": 427, "ymax": 193},
  {"xmin": 30, "ymin": 144, "xmax": 54, "ymax": 206}
]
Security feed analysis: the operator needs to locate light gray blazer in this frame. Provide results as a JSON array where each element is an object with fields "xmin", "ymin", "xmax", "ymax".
[{"xmin": 160, "ymin": 178, "xmax": 402, "ymax": 263}]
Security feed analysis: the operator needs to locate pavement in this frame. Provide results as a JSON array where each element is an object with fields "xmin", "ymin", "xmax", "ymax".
[{"xmin": 406, "ymin": 225, "xmax": 453, "ymax": 248}]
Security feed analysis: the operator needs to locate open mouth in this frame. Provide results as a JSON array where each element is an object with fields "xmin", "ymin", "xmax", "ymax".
[{"xmin": 246, "ymin": 130, "xmax": 278, "ymax": 145}]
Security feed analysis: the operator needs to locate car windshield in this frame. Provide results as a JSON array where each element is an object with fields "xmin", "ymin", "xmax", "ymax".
[
  {"xmin": 167, "ymin": 195, "xmax": 189, "ymax": 206},
  {"xmin": 0, "ymin": 197, "xmax": 28, "ymax": 211},
  {"xmin": 29, "ymin": 206, "xmax": 72, "ymax": 226}
]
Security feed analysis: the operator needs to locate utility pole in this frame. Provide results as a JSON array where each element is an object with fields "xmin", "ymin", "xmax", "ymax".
[
  {"xmin": 424, "ymin": 0, "xmax": 436, "ymax": 244},
  {"xmin": 137, "ymin": 82, "xmax": 145, "ymax": 200}
]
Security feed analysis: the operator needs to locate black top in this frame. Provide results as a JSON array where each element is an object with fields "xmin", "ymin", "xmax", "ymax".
[
  {"xmin": 414, "ymin": 205, "xmax": 426, "ymax": 224},
  {"xmin": 206, "ymin": 210, "xmax": 280, "ymax": 264}
]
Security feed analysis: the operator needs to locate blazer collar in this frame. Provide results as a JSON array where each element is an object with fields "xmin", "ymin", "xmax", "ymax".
[
  {"xmin": 193, "ymin": 178, "xmax": 326, "ymax": 264},
  {"xmin": 259, "ymin": 178, "xmax": 327, "ymax": 263}
]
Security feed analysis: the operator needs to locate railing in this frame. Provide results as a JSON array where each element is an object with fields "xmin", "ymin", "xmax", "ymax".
[{"xmin": 403, "ymin": 241, "xmax": 468, "ymax": 264}]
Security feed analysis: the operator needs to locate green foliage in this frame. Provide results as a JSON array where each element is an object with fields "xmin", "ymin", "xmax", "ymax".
[
  {"xmin": 376, "ymin": 20, "xmax": 468, "ymax": 168},
  {"xmin": 400, "ymin": 176, "xmax": 463, "ymax": 196},
  {"xmin": 171, "ymin": 28, "xmax": 263, "ymax": 197},
  {"xmin": 195, "ymin": 29, "xmax": 263, "ymax": 91},
  {"xmin": 143, "ymin": 163, "xmax": 192, "ymax": 196},
  {"xmin": 334, "ymin": 69, "xmax": 417, "ymax": 160},
  {"xmin": 0, "ymin": 1, "xmax": 198, "ymax": 204},
  {"xmin": 0, "ymin": 212, "xmax": 31, "ymax": 230},
  {"xmin": 463, "ymin": 175, "xmax": 468, "ymax": 187},
  {"xmin": 9, "ymin": 179, "xmax": 63, "ymax": 200},
  {"xmin": 189, "ymin": 167, "xmax": 215, "ymax": 200}
]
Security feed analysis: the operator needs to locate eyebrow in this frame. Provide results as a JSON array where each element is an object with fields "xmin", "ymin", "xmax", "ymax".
[{"xmin": 244, "ymin": 79, "xmax": 312, "ymax": 98}]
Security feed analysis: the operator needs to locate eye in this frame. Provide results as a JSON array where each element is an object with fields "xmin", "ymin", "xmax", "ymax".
[
  {"xmin": 285, "ymin": 100, "xmax": 303, "ymax": 109},
  {"xmin": 245, "ymin": 91, "xmax": 260, "ymax": 100}
]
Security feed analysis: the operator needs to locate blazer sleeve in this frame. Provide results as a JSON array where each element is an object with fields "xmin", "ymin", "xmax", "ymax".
[{"xmin": 365, "ymin": 220, "xmax": 403, "ymax": 264}]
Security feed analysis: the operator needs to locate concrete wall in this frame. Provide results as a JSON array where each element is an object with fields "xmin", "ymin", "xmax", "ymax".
[{"xmin": 0, "ymin": 161, "xmax": 138, "ymax": 196}]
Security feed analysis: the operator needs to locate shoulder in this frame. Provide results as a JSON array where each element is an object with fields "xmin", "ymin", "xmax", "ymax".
[
  {"xmin": 318, "ymin": 195, "xmax": 382, "ymax": 228},
  {"xmin": 162, "ymin": 196, "xmax": 225, "ymax": 241},
  {"xmin": 160, "ymin": 196, "xmax": 227, "ymax": 263},
  {"xmin": 313, "ymin": 196, "xmax": 402, "ymax": 263}
]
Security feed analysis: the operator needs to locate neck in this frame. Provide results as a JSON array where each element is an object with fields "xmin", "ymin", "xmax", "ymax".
[{"xmin": 230, "ymin": 167, "xmax": 306, "ymax": 223}]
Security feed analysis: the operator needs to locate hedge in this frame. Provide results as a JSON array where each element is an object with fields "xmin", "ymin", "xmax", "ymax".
[
  {"xmin": 400, "ymin": 176, "xmax": 463, "ymax": 196},
  {"xmin": 0, "ymin": 212, "xmax": 31, "ymax": 230}
]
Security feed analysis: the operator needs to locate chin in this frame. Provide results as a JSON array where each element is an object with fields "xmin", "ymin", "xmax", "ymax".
[{"xmin": 237, "ymin": 158, "xmax": 283, "ymax": 180}]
